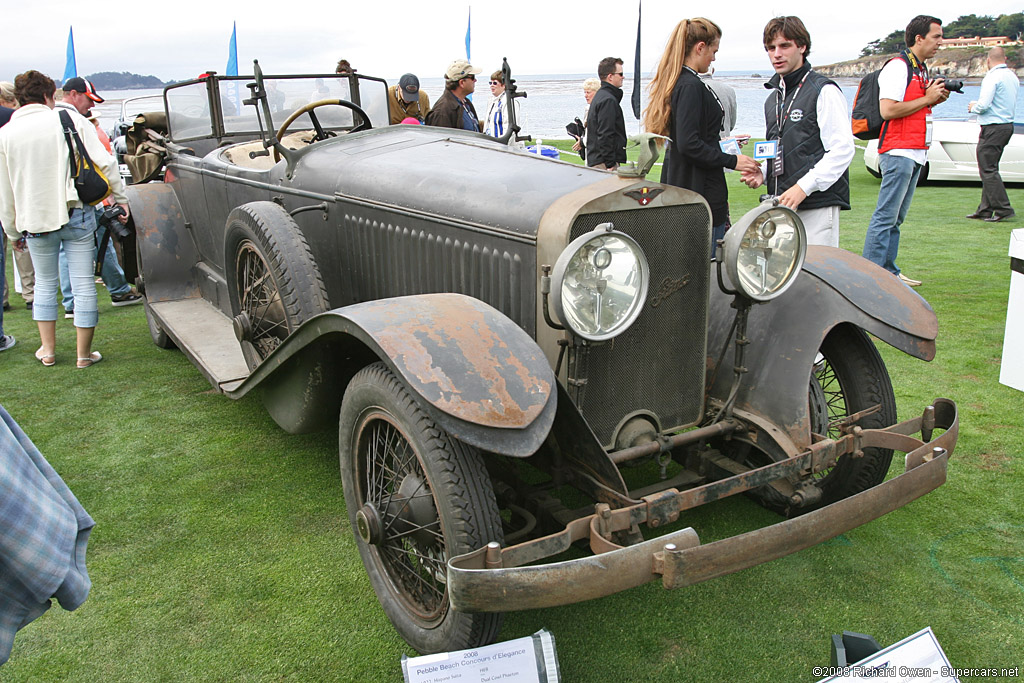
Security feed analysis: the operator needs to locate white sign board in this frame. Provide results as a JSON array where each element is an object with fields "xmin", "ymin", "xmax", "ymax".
[
  {"xmin": 1000, "ymin": 229, "xmax": 1024, "ymax": 392},
  {"xmin": 816, "ymin": 627, "xmax": 963, "ymax": 682},
  {"xmin": 402, "ymin": 630, "xmax": 559, "ymax": 683}
]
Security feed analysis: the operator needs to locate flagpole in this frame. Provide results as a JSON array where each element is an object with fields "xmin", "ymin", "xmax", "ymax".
[{"xmin": 632, "ymin": 2, "xmax": 642, "ymax": 133}]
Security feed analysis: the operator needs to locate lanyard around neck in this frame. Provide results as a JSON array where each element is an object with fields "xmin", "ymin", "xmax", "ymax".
[
  {"xmin": 776, "ymin": 70, "xmax": 810, "ymax": 135},
  {"xmin": 686, "ymin": 66, "xmax": 725, "ymax": 116}
]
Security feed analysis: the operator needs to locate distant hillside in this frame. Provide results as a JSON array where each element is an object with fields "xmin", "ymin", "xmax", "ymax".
[
  {"xmin": 80, "ymin": 71, "xmax": 168, "ymax": 90},
  {"xmin": 818, "ymin": 47, "xmax": 1024, "ymax": 78}
]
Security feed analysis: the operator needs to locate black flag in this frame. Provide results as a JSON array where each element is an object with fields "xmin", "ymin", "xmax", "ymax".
[{"xmin": 631, "ymin": 1, "xmax": 641, "ymax": 119}]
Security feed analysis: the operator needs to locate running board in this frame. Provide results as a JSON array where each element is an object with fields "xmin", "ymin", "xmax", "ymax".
[{"xmin": 149, "ymin": 299, "xmax": 249, "ymax": 391}]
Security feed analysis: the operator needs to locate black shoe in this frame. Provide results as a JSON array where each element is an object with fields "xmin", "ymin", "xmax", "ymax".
[
  {"xmin": 26, "ymin": 302, "xmax": 32, "ymax": 310},
  {"xmin": 2, "ymin": 303, "xmax": 9, "ymax": 311},
  {"xmin": 65, "ymin": 310, "xmax": 74, "ymax": 319},
  {"xmin": 985, "ymin": 212, "xmax": 1016, "ymax": 222},
  {"xmin": 110, "ymin": 291, "xmax": 143, "ymax": 307},
  {"xmin": 966, "ymin": 212, "xmax": 991, "ymax": 219}
]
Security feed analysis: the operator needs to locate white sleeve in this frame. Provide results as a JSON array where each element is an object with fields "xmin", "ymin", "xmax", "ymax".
[
  {"xmin": 797, "ymin": 84, "xmax": 856, "ymax": 196},
  {"xmin": 877, "ymin": 59, "xmax": 909, "ymax": 102}
]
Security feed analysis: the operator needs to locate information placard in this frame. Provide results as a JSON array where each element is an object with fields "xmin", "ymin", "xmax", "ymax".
[
  {"xmin": 401, "ymin": 629, "xmax": 559, "ymax": 683},
  {"xmin": 816, "ymin": 627, "xmax": 969, "ymax": 682}
]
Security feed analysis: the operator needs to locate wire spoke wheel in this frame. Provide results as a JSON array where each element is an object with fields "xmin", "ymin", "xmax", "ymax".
[
  {"xmin": 804, "ymin": 324, "xmax": 897, "ymax": 508},
  {"xmin": 224, "ymin": 202, "xmax": 329, "ymax": 370},
  {"xmin": 340, "ymin": 362, "xmax": 504, "ymax": 654},
  {"xmin": 236, "ymin": 239, "xmax": 289, "ymax": 360}
]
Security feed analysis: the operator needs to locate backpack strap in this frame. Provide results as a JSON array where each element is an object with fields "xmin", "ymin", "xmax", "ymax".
[{"xmin": 58, "ymin": 109, "xmax": 79, "ymax": 179}]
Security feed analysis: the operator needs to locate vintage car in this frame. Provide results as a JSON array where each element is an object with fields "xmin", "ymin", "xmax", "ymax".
[
  {"xmin": 864, "ymin": 118, "xmax": 1024, "ymax": 183},
  {"xmin": 123, "ymin": 63, "xmax": 959, "ymax": 655}
]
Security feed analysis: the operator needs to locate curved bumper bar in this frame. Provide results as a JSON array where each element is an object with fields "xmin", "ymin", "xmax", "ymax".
[{"xmin": 448, "ymin": 399, "xmax": 957, "ymax": 613}]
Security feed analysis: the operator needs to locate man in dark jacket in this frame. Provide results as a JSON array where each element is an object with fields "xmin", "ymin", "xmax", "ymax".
[
  {"xmin": 425, "ymin": 59, "xmax": 482, "ymax": 131},
  {"xmin": 585, "ymin": 57, "xmax": 627, "ymax": 169}
]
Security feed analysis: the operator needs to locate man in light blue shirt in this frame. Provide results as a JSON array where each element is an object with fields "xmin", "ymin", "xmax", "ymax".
[{"xmin": 967, "ymin": 46, "xmax": 1020, "ymax": 222}]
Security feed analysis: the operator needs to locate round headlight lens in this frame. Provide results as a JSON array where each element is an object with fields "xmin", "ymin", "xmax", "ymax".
[
  {"xmin": 551, "ymin": 227, "xmax": 649, "ymax": 341},
  {"xmin": 724, "ymin": 204, "xmax": 806, "ymax": 301}
]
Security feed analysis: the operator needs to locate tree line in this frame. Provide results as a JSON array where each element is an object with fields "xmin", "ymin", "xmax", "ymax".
[
  {"xmin": 861, "ymin": 12, "xmax": 1024, "ymax": 56},
  {"xmin": 80, "ymin": 71, "xmax": 168, "ymax": 90}
]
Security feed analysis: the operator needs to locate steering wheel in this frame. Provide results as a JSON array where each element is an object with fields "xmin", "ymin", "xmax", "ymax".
[{"xmin": 273, "ymin": 99, "xmax": 372, "ymax": 161}]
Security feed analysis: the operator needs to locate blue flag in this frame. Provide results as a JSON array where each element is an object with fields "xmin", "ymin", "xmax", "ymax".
[
  {"xmin": 226, "ymin": 22, "xmax": 238, "ymax": 76},
  {"xmin": 63, "ymin": 27, "xmax": 77, "ymax": 82},
  {"xmin": 465, "ymin": 7, "xmax": 471, "ymax": 61}
]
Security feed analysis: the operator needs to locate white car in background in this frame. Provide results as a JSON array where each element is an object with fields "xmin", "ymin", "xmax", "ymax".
[{"xmin": 864, "ymin": 119, "xmax": 1024, "ymax": 183}]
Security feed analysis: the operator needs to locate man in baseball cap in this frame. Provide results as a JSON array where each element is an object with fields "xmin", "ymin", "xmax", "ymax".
[
  {"xmin": 388, "ymin": 73, "xmax": 431, "ymax": 125},
  {"xmin": 425, "ymin": 60, "xmax": 482, "ymax": 131},
  {"xmin": 61, "ymin": 77, "xmax": 104, "ymax": 117}
]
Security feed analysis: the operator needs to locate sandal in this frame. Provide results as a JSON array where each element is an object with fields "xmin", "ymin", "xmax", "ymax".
[
  {"xmin": 77, "ymin": 351, "xmax": 103, "ymax": 369},
  {"xmin": 35, "ymin": 348, "xmax": 56, "ymax": 367}
]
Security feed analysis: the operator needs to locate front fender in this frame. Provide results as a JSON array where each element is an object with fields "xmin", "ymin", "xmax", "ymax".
[
  {"xmin": 707, "ymin": 246, "xmax": 938, "ymax": 454},
  {"xmin": 126, "ymin": 183, "xmax": 200, "ymax": 302},
  {"xmin": 226, "ymin": 293, "xmax": 557, "ymax": 458}
]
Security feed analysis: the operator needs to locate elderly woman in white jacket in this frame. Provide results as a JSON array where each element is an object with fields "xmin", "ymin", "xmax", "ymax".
[{"xmin": 0, "ymin": 70, "xmax": 128, "ymax": 368}]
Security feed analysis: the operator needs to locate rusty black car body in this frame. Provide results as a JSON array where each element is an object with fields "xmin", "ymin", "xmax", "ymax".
[{"xmin": 124, "ymin": 63, "xmax": 959, "ymax": 654}]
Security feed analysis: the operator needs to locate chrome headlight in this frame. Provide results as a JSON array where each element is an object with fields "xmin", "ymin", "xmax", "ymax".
[
  {"xmin": 723, "ymin": 202, "xmax": 806, "ymax": 301},
  {"xmin": 551, "ymin": 223, "xmax": 649, "ymax": 341}
]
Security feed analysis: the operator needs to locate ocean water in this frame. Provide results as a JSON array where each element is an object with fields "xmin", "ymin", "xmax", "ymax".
[{"xmin": 89, "ymin": 72, "xmax": 1017, "ymax": 142}]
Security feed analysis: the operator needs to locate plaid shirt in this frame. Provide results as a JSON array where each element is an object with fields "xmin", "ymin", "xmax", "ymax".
[{"xmin": 0, "ymin": 405, "xmax": 94, "ymax": 665}]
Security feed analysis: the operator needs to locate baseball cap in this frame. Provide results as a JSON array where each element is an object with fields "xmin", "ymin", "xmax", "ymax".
[
  {"xmin": 398, "ymin": 73, "xmax": 420, "ymax": 103},
  {"xmin": 445, "ymin": 59, "xmax": 482, "ymax": 82},
  {"xmin": 63, "ymin": 77, "xmax": 104, "ymax": 103}
]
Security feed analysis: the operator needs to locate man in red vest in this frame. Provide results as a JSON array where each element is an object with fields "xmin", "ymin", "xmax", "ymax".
[{"xmin": 862, "ymin": 15, "xmax": 950, "ymax": 287}]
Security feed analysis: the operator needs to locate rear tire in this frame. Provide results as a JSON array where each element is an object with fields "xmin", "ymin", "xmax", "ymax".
[{"xmin": 339, "ymin": 362, "xmax": 504, "ymax": 654}]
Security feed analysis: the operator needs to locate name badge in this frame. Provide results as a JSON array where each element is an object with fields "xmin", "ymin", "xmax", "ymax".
[{"xmin": 753, "ymin": 140, "xmax": 778, "ymax": 160}]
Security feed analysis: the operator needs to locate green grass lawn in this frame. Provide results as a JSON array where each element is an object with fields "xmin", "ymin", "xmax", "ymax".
[{"xmin": 1, "ymin": 148, "xmax": 1022, "ymax": 681}]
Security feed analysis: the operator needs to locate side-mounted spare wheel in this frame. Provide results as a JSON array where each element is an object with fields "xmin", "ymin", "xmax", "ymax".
[
  {"xmin": 339, "ymin": 362, "xmax": 505, "ymax": 654},
  {"xmin": 224, "ymin": 201, "xmax": 329, "ymax": 370}
]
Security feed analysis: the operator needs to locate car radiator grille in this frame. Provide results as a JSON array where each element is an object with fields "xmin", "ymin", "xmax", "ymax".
[
  {"xmin": 568, "ymin": 205, "xmax": 710, "ymax": 448},
  {"xmin": 341, "ymin": 213, "xmax": 535, "ymax": 334}
]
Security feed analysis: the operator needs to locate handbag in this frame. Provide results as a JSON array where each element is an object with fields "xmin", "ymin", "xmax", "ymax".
[{"xmin": 58, "ymin": 109, "xmax": 112, "ymax": 206}]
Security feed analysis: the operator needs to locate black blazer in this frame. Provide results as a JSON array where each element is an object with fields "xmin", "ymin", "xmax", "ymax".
[{"xmin": 660, "ymin": 68, "xmax": 736, "ymax": 226}]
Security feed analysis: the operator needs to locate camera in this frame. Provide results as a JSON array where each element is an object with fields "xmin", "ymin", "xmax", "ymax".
[
  {"xmin": 942, "ymin": 78, "xmax": 964, "ymax": 94},
  {"xmin": 98, "ymin": 205, "xmax": 131, "ymax": 240}
]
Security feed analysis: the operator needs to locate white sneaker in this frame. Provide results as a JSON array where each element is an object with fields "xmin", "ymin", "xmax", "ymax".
[
  {"xmin": 0, "ymin": 334, "xmax": 15, "ymax": 352},
  {"xmin": 898, "ymin": 272, "xmax": 922, "ymax": 287}
]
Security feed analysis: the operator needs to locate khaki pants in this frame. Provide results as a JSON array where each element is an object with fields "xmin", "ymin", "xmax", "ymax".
[{"xmin": 2, "ymin": 233, "xmax": 35, "ymax": 306}]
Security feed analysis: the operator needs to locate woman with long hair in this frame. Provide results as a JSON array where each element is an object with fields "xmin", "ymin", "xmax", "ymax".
[
  {"xmin": 645, "ymin": 18, "xmax": 759, "ymax": 246},
  {"xmin": 0, "ymin": 70, "xmax": 128, "ymax": 367}
]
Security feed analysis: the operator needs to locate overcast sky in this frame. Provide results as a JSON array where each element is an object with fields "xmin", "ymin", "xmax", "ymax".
[{"xmin": 4, "ymin": 1, "xmax": 1022, "ymax": 84}]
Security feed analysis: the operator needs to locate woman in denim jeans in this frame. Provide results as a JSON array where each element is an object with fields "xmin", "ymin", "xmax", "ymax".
[{"xmin": 0, "ymin": 70, "xmax": 129, "ymax": 368}]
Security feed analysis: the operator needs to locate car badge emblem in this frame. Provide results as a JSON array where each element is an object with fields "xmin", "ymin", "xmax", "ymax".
[
  {"xmin": 649, "ymin": 274, "xmax": 691, "ymax": 308},
  {"xmin": 790, "ymin": 109, "xmax": 804, "ymax": 122},
  {"xmin": 624, "ymin": 187, "xmax": 664, "ymax": 206}
]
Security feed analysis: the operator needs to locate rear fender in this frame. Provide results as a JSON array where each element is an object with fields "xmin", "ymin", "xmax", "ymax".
[
  {"xmin": 126, "ymin": 183, "xmax": 200, "ymax": 302},
  {"xmin": 227, "ymin": 293, "xmax": 557, "ymax": 458},
  {"xmin": 707, "ymin": 246, "xmax": 938, "ymax": 454}
]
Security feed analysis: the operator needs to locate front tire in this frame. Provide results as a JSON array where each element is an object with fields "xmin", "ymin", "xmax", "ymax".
[
  {"xmin": 339, "ymin": 362, "xmax": 504, "ymax": 654},
  {"xmin": 224, "ymin": 202, "xmax": 329, "ymax": 370},
  {"xmin": 806, "ymin": 324, "xmax": 897, "ymax": 507}
]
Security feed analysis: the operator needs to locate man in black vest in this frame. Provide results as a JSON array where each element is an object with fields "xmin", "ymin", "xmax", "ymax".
[{"xmin": 741, "ymin": 16, "xmax": 854, "ymax": 247}]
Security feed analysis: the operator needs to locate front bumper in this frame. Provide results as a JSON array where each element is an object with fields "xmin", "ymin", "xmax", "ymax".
[{"xmin": 447, "ymin": 399, "xmax": 958, "ymax": 613}]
